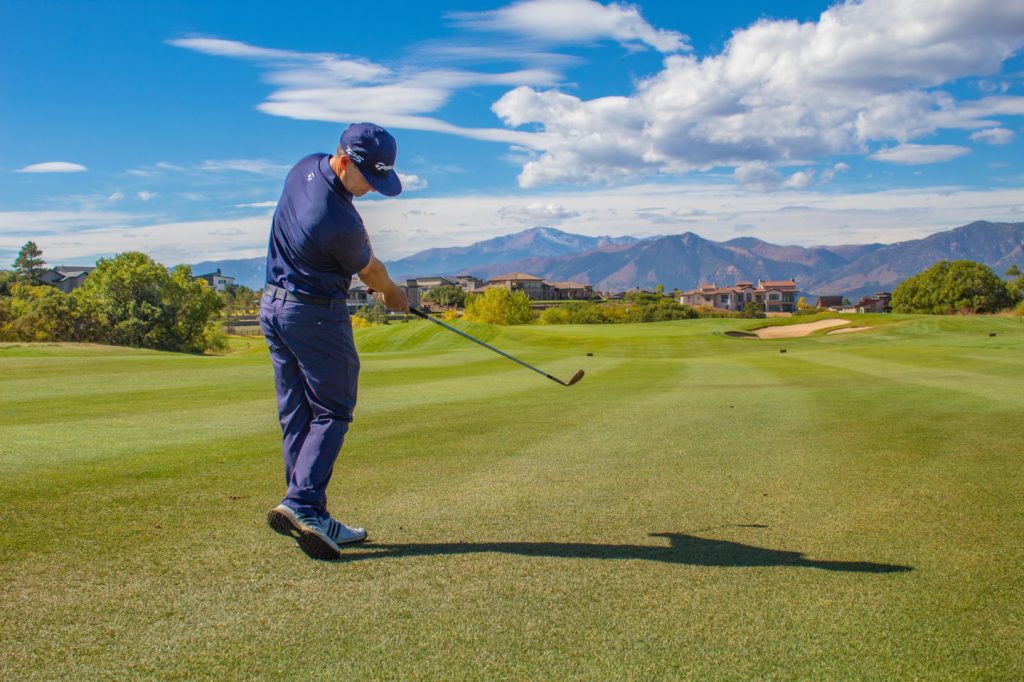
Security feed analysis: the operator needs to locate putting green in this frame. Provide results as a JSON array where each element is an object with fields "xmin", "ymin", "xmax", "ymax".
[{"xmin": 1, "ymin": 313, "xmax": 1022, "ymax": 678}]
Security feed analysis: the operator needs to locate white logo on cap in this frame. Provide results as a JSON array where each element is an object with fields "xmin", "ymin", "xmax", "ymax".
[
  {"xmin": 345, "ymin": 145, "xmax": 365, "ymax": 163},
  {"xmin": 374, "ymin": 162, "xmax": 394, "ymax": 173}
]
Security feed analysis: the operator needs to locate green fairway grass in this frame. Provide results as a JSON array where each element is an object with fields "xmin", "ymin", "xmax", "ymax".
[{"xmin": 2, "ymin": 314, "xmax": 1022, "ymax": 679}]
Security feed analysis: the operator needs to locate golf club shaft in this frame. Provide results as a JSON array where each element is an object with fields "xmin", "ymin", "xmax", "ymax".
[{"xmin": 408, "ymin": 306, "xmax": 567, "ymax": 385}]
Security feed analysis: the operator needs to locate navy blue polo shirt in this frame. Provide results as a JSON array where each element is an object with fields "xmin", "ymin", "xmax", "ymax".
[{"xmin": 265, "ymin": 154, "xmax": 373, "ymax": 299}]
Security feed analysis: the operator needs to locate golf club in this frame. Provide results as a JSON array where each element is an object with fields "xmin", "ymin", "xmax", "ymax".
[{"xmin": 408, "ymin": 306, "xmax": 585, "ymax": 387}]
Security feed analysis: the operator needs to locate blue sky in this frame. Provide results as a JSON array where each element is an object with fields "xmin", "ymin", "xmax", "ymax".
[{"xmin": 2, "ymin": 0, "xmax": 1024, "ymax": 267}]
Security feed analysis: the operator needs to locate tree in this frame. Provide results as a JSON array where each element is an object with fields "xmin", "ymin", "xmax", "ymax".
[
  {"xmin": 72, "ymin": 252, "xmax": 224, "ymax": 352},
  {"xmin": 353, "ymin": 303, "xmax": 387, "ymax": 325},
  {"xmin": 422, "ymin": 284, "xmax": 466, "ymax": 309},
  {"xmin": 0, "ymin": 270, "xmax": 16, "ymax": 296},
  {"xmin": 463, "ymin": 287, "xmax": 534, "ymax": 325},
  {"xmin": 1007, "ymin": 265, "xmax": 1023, "ymax": 302},
  {"xmin": 741, "ymin": 301, "xmax": 765, "ymax": 318},
  {"xmin": 1, "ymin": 283, "xmax": 82, "ymax": 342},
  {"xmin": 891, "ymin": 260, "xmax": 1014, "ymax": 314},
  {"xmin": 220, "ymin": 284, "xmax": 259, "ymax": 315},
  {"xmin": 12, "ymin": 241, "xmax": 46, "ymax": 285}
]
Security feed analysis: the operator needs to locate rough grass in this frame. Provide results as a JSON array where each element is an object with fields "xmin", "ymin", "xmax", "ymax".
[{"xmin": 1, "ymin": 314, "xmax": 1022, "ymax": 679}]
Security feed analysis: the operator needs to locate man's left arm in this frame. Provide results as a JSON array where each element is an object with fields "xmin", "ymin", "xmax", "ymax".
[{"xmin": 359, "ymin": 256, "xmax": 409, "ymax": 312}]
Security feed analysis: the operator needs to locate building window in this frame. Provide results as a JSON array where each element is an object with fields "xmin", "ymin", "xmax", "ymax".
[{"xmin": 769, "ymin": 293, "xmax": 781, "ymax": 301}]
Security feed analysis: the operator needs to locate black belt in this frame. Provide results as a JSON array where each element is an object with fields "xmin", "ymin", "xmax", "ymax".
[{"xmin": 263, "ymin": 283, "xmax": 347, "ymax": 307}]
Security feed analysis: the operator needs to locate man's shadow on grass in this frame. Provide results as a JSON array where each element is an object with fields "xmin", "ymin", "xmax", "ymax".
[{"xmin": 340, "ymin": 531, "xmax": 911, "ymax": 573}]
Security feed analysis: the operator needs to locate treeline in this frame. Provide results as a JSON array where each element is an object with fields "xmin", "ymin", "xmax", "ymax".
[
  {"xmin": 1, "ymin": 245, "xmax": 226, "ymax": 353},
  {"xmin": 436, "ymin": 287, "xmax": 750, "ymax": 326}
]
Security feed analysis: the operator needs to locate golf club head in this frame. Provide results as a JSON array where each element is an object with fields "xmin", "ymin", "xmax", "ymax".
[{"xmin": 565, "ymin": 369, "xmax": 585, "ymax": 386}]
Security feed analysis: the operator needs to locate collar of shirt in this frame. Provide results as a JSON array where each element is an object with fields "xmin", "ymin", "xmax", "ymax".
[{"xmin": 318, "ymin": 154, "xmax": 352, "ymax": 199}]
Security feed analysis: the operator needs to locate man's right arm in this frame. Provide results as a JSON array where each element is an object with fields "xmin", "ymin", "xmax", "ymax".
[{"xmin": 358, "ymin": 256, "xmax": 409, "ymax": 312}]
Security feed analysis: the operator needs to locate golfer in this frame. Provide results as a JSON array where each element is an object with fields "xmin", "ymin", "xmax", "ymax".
[{"xmin": 260, "ymin": 122, "xmax": 408, "ymax": 560}]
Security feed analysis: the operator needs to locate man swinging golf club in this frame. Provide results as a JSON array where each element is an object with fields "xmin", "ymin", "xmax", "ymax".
[{"xmin": 260, "ymin": 122, "xmax": 408, "ymax": 560}]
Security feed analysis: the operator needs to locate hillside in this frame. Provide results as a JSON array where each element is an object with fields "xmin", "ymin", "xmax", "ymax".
[{"xmin": 189, "ymin": 221, "xmax": 1024, "ymax": 299}]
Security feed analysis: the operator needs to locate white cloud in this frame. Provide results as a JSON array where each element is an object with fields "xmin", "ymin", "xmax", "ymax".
[
  {"xmin": 448, "ymin": 0, "xmax": 689, "ymax": 53},
  {"xmin": 399, "ymin": 173, "xmax": 428, "ymax": 191},
  {"xmin": 0, "ymin": 211, "xmax": 269, "ymax": 264},
  {"xmin": 200, "ymin": 159, "xmax": 289, "ymax": 175},
  {"xmin": 870, "ymin": 144, "xmax": 971, "ymax": 164},
  {"xmin": 355, "ymin": 182, "xmax": 1024, "ymax": 259},
  {"xmin": 497, "ymin": 202, "xmax": 580, "ymax": 223},
  {"xmin": 491, "ymin": 0, "xmax": 1024, "ymax": 186},
  {"xmin": 16, "ymin": 162, "xmax": 88, "ymax": 173},
  {"xmin": 970, "ymin": 127, "xmax": 1015, "ymax": 145},
  {"xmin": 5, "ymin": 181, "xmax": 1024, "ymax": 264},
  {"xmin": 820, "ymin": 162, "xmax": 850, "ymax": 184},
  {"xmin": 235, "ymin": 201, "xmax": 278, "ymax": 209},
  {"xmin": 137, "ymin": 191, "xmax": 158, "ymax": 201},
  {"xmin": 783, "ymin": 171, "xmax": 814, "ymax": 190},
  {"xmin": 734, "ymin": 163, "xmax": 783, "ymax": 192},
  {"xmin": 171, "ymin": 37, "xmax": 557, "ymax": 149},
  {"xmin": 108, "ymin": 192, "xmax": 125, "ymax": 202}
]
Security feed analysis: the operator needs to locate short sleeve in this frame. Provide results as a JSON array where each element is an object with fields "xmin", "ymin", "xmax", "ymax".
[{"xmin": 325, "ymin": 220, "xmax": 373, "ymax": 275}]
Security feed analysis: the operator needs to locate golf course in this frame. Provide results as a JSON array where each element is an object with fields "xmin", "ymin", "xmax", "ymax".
[{"xmin": 2, "ymin": 313, "xmax": 1022, "ymax": 679}]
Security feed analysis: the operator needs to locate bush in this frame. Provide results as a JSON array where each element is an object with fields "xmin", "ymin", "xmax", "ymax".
[
  {"xmin": 350, "ymin": 315, "xmax": 375, "ymax": 329},
  {"xmin": 73, "ymin": 253, "xmax": 225, "ymax": 353},
  {"xmin": 1, "ymin": 284, "xmax": 84, "ymax": 342},
  {"xmin": 422, "ymin": 285, "xmax": 466, "ymax": 309},
  {"xmin": 354, "ymin": 303, "xmax": 387, "ymax": 325},
  {"xmin": 538, "ymin": 299, "xmax": 697, "ymax": 324},
  {"xmin": 692, "ymin": 305, "xmax": 741, "ymax": 318},
  {"xmin": 892, "ymin": 260, "xmax": 1014, "ymax": 314},
  {"xmin": 740, "ymin": 301, "xmax": 765, "ymax": 318},
  {"xmin": 463, "ymin": 288, "xmax": 535, "ymax": 325}
]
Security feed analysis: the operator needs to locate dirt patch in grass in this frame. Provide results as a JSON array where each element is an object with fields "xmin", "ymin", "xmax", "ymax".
[{"xmin": 754, "ymin": 319, "xmax": 850, "ymax": 338}]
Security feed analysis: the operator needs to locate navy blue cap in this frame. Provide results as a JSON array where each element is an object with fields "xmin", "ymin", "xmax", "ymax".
[{"xmin": 340, "ymin": 122, "xmax": 402, "ymax": 197}]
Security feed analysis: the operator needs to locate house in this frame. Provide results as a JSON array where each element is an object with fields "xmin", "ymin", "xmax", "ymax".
[
  {"xmin": 680, "ymin": 279, "xmax": 799, "ymax": 313},
  {"xmin": 680, "ymin": 281, "xmax": 758, "ymax": 312},
  {"xmin": 348, "ymin": 277, "xmax": 373, "ymax": 313},
  {"xmin": 410, "ymin": 275, "xmax": 458, "ymax": 290},
  {"xmin": 547, "ymin": 280, "xmax": 596, "ymax": 300},
  {"xmin": 455, "ymin": 275, "xmax": 485, "ymax": 292},
  {"xmin": 816, "ymin": 296, "xmax": 845, "ymax": 310},
  {"xmin": 857, "ymin": 292, "xmax": 892, "ymax": 313},
  {"xmin": 40, "ymin": 266, "xmax": 94, "ymax": 293},
  {"xmin": 194, "ymin": 268, "xmax": 235, "ymax": 293},
  {"xmin": 756, "ymin": 280, "xmax": 799, "ymax": 313},
  {"xmin": 487, "ymin": 272, "xmax": 547, "ymax": 299}
]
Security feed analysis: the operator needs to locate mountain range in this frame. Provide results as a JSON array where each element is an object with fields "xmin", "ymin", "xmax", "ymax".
[{"xmin": 191, "ymin": 221, "xmax": 1024, "ymax": 300}]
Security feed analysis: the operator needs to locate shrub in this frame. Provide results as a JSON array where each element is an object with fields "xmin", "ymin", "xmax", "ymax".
[
  {"xmin": 350, "ymin": 315, "xmax": 374, "ymax": 329},
  {"xmin": 463, "ymin": 288, "xmax": 535, "ymax": 325},
  {"xmin": 892, "ymin": 260, "xmax": 1013, "ymax": 314},
  {"xmin": 354, "ymin": 303, "xmax": 387, "ymax": 325}
]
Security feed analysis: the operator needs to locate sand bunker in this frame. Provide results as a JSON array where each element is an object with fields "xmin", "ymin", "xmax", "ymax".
[
  {"xmin": 753, "ymin": 319, "xmax": 850, "ymax": 338},
  {"xmin": 826, "ymin": 326, "xmax": 871, "ymax": 335}
]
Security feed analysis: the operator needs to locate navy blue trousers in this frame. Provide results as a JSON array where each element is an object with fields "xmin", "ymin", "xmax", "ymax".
[{"xmin": 260, "ymin": 295, "xmax": 360, "ymax": 516}]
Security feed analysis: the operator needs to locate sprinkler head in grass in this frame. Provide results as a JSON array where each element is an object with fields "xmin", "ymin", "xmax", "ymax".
[
  {"xmin": 780, "ymin": 349, "xmax": 787, "ymax": 353},
  {"xmin": 586, "ymin": 352, "xmax": 594, "ymax": 356}
]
